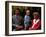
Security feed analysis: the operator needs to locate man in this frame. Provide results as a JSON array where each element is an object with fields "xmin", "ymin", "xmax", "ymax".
[
  {"xmin": 29, "ymin": 12, "xmax": 41, "ymax": 30},
  {"xmin": 12, "ymin": 8, "xmax": 23, "ymax": 31}
]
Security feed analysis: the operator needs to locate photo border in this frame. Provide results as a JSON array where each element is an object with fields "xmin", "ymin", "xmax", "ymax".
[{"xmin": 5, "ymin": 1, "xmax": 45, "ymax": 36}]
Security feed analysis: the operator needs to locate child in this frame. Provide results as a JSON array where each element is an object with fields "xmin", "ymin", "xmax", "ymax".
[
  {"xmin": 29, "ymin": 12, "xmax": 41, "ymax": 30},
  {"xmin": 24, "ymin": 10, "xmax": 31, "ymax": 30}
]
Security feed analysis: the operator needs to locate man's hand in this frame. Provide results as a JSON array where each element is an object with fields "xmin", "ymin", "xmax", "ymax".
[{"xmin": 16, "ymin": 25, "xmax": 23, "ymax": 29}]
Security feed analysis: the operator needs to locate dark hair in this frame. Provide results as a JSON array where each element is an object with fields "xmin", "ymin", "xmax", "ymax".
[{"xmin": 15, "ymin": 8, "xmax": 20, "ymax": 12}]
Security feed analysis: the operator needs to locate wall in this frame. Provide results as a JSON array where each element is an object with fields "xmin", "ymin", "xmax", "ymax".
[{"xmin": 0, "ymin": 0, "xmax": 46, "ymax": 37}]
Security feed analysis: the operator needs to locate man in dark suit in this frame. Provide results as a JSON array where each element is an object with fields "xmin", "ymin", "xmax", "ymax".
[{"xmin": 12, "ymin": 8, "xmax": 23, "ymax": 31}]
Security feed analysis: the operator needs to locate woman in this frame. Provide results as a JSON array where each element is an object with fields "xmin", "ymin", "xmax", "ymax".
[{"xmin": 29, "ymin": 12, "xmax": 41, "ymax": 30}]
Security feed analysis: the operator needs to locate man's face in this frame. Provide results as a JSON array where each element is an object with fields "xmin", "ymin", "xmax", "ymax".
[
  {"xmin": 26, "ymin": 10, "xmax": 30, "ymax": 16},
  {"xmin": 15, "ymin": 10, "xmax": 19, "ymax": 15}
]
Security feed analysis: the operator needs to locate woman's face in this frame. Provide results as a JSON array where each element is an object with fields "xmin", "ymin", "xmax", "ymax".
[{"xmin": 34, "ymin": 14, "xmax": 39, "ymax": 19}]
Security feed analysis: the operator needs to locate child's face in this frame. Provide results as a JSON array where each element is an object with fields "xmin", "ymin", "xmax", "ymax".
[{"xmin": 26, "ymin": 10, "xmax": 30, "ymax": 16}]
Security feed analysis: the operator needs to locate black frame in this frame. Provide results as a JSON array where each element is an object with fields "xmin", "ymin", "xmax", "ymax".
[{"xmin": 5, "ymin": 1, "xmax": 45, "ymax": 36}]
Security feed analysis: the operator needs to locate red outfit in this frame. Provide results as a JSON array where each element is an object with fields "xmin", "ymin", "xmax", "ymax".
[{"xmin": 29, "ymin": 19, "xmax": 41, "ymax": 30}]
